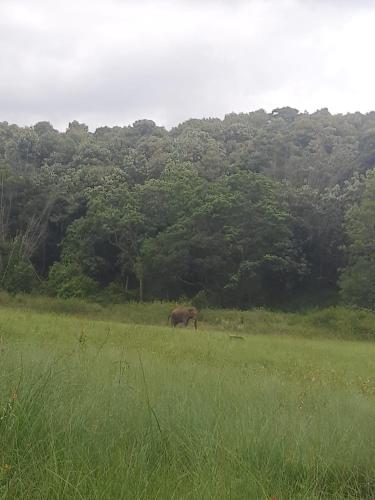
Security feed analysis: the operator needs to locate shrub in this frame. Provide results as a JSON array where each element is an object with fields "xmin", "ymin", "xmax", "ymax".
[
  {"xmin": 1, "ymin": 259, "xmax": 38, "ymax": 294},
  {"xmin": 191, "ymin": 290, "xmax": 211, "ymax": 309},
  {"xmin": 339, "ymin": 257, "xmax": 375, "ymax": 309},
  {"xmin": 94, "ymin": 281, "xmax": 137, "ymax": 304},
  {"xmin": 48, "ymin": 262, "xmax": 99, "ymax": 299}
]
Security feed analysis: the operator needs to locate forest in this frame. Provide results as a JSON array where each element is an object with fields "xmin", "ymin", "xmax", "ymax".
[{"xmin": 1, "ymin": 106, "xmax": 375, "ymax": 309}]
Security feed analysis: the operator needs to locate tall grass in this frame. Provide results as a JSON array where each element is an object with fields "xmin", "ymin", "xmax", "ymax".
[
  {"xmin": 0, "ymin": 305, "xmax": 374, "ymax": 498},
  {"xmin": 0, "ymin": 291, "xmax": 375, "ymax": 340}
]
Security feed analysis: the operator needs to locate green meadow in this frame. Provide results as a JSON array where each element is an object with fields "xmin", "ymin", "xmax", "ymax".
[{"xmin": 0, "ymin": 295, "xmax": 374, "ymax": 499}]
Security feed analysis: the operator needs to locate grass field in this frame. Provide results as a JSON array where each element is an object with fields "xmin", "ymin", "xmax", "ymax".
[{"xmin": 0, "ymin": 295, "xmax": 374, "ymax": 499}]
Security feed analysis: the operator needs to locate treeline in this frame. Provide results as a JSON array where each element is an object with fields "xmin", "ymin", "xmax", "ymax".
[{"xmin": 1, "ymin": 106, "xmax": 375, "ymax": 308}]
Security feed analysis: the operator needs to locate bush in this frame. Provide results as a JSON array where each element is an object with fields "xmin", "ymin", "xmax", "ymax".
[
  {"xmin": 1, "ymin": 259, "xmax": 38, "ymax": 294},
  {"xmin": 94, "ymin": 282, "xmax": 137, "ymax": 304},
  {"xmin": 339, "ymin": 257, "xmax": 375, "ymax": 309},
  {"xmin": 48, "ymin": 262, "xmax": 99, "ymax": 299},
  {"xmin": 191, "ymin": 290, "xmax": 211, "ymax": 309}
]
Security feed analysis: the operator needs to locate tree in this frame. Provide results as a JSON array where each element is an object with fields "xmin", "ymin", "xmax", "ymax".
[
  {"xmin": 142, "ymin": 172, "xmax": 306, "ymax": 307},
  {"xmin": 339, "ymin": 170, "xmax": 375, "ymax": 308},
  {"xmin": 55, "ymin": 170, "xmax": 146, "ymax": 300},
  {"xmin": 1, "ymin": 109, "xmax": 375, "ymax": 305}
]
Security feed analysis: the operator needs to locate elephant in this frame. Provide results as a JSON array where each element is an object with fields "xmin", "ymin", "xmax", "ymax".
[{"xmin": 169, "ymin": 306, "xmax": 198, "ymax": 330}]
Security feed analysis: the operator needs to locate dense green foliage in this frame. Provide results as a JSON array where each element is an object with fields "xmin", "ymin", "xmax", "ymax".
[
  {"xmin": 1, "ymin": 107, "xmax": 375, "ymax": 307},
  {"xmin": 0, "ymin": 299, "xmax": 374, "ymax": 498},
  {"xmin": 339, "ymin": 171, "xmax": 375, "ymax": 308}
]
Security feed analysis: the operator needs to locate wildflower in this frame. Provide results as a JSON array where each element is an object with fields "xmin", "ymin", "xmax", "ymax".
[
  {"xmin": 11, "ymin": 392, "xmax": 17, "ymax": 401},
  {"xmin": 1, "ymin": 464, "xmax": 11, "ymax": 472}
]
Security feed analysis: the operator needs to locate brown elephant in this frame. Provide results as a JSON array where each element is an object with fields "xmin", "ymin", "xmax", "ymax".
[{"xmin": 169, "ymin": 306, "xmax": 198, "ymax": 330}]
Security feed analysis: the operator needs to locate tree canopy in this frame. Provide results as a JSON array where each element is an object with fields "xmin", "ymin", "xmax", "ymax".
[{"xmin": 0, "ymin": 108, "xmax": 374, "ymax": 308}]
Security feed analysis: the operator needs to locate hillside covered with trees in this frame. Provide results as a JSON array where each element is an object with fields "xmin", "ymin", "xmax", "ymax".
[{"xmin": 1, "ymin": 107, "xmax": 375, "ymax": 308}]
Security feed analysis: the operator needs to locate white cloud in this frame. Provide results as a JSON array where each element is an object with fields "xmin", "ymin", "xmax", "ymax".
[{"xmin": 0, "ymin": 0, "xmax": 375, "ymax": 130}]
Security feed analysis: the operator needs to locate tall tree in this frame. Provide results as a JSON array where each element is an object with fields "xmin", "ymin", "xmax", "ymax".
[{"xmin": 339, "ymin": 170, "xmax": 375, "ymax": 308}]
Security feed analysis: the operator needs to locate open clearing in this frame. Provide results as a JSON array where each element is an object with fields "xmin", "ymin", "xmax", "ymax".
[{"xmin": 0, "ymin": 300, "xmax": 374, "ymax": 499}]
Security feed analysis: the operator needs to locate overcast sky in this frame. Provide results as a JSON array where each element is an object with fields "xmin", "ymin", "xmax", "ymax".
[{"xmin": 1, "ymin": 0, "xmax": 375, "ymax": 131}]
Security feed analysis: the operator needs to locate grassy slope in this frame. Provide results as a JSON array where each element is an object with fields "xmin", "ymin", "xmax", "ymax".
[
  {"xmin": 0, "ymin": 298, "xmax": 374, "ymax": 498},
  {"xmin": 1, "ymin": 291, "xmax": 375, "ymax": 340}
]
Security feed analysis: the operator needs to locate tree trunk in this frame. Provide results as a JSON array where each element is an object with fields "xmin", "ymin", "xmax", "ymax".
[{"xmin": 135, "ymin": 258, "xmax": 144, "ymax": 303}]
